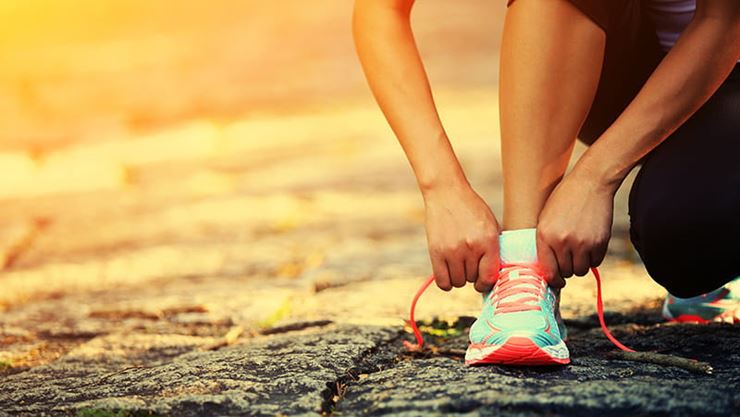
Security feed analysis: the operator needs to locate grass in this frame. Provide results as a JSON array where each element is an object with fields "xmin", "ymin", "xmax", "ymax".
[
  {"xmin": 416, "ymin": 317, "xmax": 469, "ymax": 339},
  {"xmin": 258, "ymin": 297, "xmax": 292, "ymax": 330}
]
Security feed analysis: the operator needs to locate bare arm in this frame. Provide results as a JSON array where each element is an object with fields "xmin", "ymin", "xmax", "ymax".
[
  {"xmin": 576, "ymin": 0, "xmax": 740, "ymax": 188},
  {"xmin": 353, "ymin": 0, "xmax": 501, "ymax": 292},
  {"xmin": 352, "ymin": 0, "xmax": 464, "ymax": 191}
]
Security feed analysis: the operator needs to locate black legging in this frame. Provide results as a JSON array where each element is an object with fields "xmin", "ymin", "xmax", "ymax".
[
  {"xmin": 628, "ymin": 67, "xmax": 740, "ymax": 298},
  {"xmin": 565, "ymin": 0, "xmax": 740, "ymax": 297}
]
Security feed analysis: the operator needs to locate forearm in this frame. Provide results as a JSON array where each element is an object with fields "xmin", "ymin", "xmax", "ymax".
[
  {"xmin": 576, "ymin": 2, "xmax": 740, "ymax": 190},
  {"xmin": 352, "ymin": 0, "xmax": 468, "ymax": 195}
]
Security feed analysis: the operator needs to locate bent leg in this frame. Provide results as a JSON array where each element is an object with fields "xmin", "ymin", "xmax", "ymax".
[
  {"xmin": 500, "ymin": 0, "xmax": 605, "ymax": 230},
  {"xmin": 629, "ymin": 67, "xmax": 740, "ymax": 298}
]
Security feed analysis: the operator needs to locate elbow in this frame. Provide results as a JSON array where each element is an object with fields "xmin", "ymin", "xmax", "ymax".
[
  {"xmin": 718, "ymin": 16, "xmax": 740, "ymax": 59},
  {"xmin": 694, "ymin": 1, "xmax": 740, "ymax": 56},
  {"xmin": 732, "ymin": 14, "xmax": 740, "ymax": 58}
]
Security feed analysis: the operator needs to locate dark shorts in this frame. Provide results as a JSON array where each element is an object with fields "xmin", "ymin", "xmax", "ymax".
[{"xmin": 508, "ymin": 0, "xmax": 740, "ymax": 296}]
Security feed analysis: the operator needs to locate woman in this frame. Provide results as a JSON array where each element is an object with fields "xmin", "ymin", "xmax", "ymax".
[{"xmin": 353, "ymin": 0, "xmax": 740, "ymax": 365}]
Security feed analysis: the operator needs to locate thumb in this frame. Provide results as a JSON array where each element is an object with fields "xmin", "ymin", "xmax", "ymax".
[
  {"xmin": 537, "ymin": 233, "xmax": 565, "ymax": 288},
  {"xmin": 475, "ymin": 245, "xmax": 500, "ymax": 293}
]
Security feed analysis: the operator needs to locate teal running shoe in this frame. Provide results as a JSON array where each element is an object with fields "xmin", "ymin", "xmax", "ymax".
[
  {"xmin": 662, "ymin": 277, "xmax": 740, "ymax": 323},
  {"xmin": 465, "ymin": 263, "xmax": 569, "ymax": 366}
]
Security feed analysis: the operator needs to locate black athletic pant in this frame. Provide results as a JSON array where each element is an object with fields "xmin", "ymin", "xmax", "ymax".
[
  {"xmin": 508, "ymin": 0, "xmax": 740, "ymax": 297},
  {"xmin": 627, "ymin": 68, "xmax": 740, "ymax": 298}
]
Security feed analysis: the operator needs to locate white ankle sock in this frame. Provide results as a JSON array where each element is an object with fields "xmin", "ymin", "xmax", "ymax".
[{"xmin": 499, "ymin": 228, "xmax": 537, "ymax": 264}]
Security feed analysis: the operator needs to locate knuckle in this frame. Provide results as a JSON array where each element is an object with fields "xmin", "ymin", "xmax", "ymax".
[
  {"xmin": 483, "ymin": 228, "xmax": 499, "ymax": 241},
  {"xmin": 563, "ymin": 233, "xmax": 580, "ymax": 246},
  {"xmin": 445, "ymin": 243, "xmax": 461, "ymax": 254},
  {"xmin": 542, "ymin": 228, "xmax": 568, "ymax": 245},
  {"xmin": 536, "ymin": 228, "xmax": 550, "ymax": 243},
  {"xmin": 536, "ymin": 227, "xmax": 548, "ymax": 240},
  {"xmin": 455, "ymin": 241, "xmax": 468, "ymax": 252},
  {"xmin": 556, "ymin": 231, "xmax": 572, "ymax": 243},
  {"xmin": 538, "ymin": 224, "xmax": 555, "ymax": 237}
]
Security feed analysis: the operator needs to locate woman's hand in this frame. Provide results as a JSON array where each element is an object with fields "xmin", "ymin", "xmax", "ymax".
[
  {"xmin": 423, "ymin": 183, "xmax": 501, "ymax": 293},
  {"xmin": 536, "ymin": 167, "xmax": 618, "ymax": 287}
]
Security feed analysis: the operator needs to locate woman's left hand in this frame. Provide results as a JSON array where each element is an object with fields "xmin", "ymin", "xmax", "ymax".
[{"xmin": 536, "ymin": 167, "xmax": 618, "ymax": 287}]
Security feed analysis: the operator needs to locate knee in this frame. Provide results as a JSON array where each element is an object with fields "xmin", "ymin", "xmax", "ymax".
[
  {"xmin": 629, "ymin": 221, "xmax": 714, "ymax": 297},
  {"xmin": 629, "ymin": 181, "xmax": 738, "ymax": 298}
]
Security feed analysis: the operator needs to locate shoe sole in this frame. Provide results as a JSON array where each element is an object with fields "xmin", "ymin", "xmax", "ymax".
[
  {"xmin": 465, "ymin": 336, "xmax": 570, "ymax": 366},
  {"xmin": 665, "ymin": 313, "xmax": 738, "ymax": 324},
  {"xmin": 663, "ymin": 301, "xmax": 717, "ymax": 323},
  {"xmin": 665, "ymin": 314, "xmax": 710, "ymax": 323}
]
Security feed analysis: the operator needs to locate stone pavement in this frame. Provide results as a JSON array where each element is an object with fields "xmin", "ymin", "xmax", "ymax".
[{"xmin": 1, "ymin": 97, "xmax": 738, "ymax": 416}]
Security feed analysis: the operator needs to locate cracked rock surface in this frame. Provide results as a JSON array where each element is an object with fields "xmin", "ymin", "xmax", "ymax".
[
  {"xmin": 0, "ymin": 325, "xmax": 400, "ymax": 416},
  {"xmin": 1, "ymin": 2, "xmax": 738, "ymax": 415},
  {"xmin": 340, "ymin": 323, "xmax": 740, "ymax": 417}
]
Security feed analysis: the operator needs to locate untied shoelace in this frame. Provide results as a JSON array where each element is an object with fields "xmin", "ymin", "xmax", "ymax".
[{"xmin": 402, "ymin": 264, "xmax": 635, "ymax": 353}]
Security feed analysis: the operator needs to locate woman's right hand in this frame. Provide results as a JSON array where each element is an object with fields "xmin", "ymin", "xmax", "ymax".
[{"xmin": 423, "ymin": 183, "xmax": 501, "ymax": 293}]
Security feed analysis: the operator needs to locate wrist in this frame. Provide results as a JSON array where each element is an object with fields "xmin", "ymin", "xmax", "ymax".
[
  {"xmin": 413, "ymin": 133, "xmax": 471, "ymax": 199},
  {"xmin": 419, "ymin": 168, "xmax": 471, "ymax": 200},
  {"xmin": 572, "ymin": 149, "xmax": 631, "ymax": 195}
]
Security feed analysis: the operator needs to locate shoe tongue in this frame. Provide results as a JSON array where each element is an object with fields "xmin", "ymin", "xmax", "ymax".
[
  {"xmin": 499, "ymin": 228, "xmax": 537, "ymax": 264},
  {"xmin": 488, "ymin": 229, "xmax": 543, "ymax": 307}
]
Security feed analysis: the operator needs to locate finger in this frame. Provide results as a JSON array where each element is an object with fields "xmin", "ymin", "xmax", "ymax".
[
  {"xmin": 572, "ymin": 249, "xmax": 590, "ymax": 277},
  {"xmin": 589, "ymin": 242, "xmax": 608, "ymax": 268},
  {"xmin": 555, "ymin": 247, "xmax": 574, "ymax": 279},
  {"xmin": 536, "ymin": 233, "xmax": 565, "ymax": 288},
  {"xmin": 431, "ymin": 254, "xmax": 452, "ymax": 291},
  {"xmin": 465, "ymin": 253, "xmax": 481, "ymax": 283},
  {"xmin": 448, "ymin": 258, "xmax": 467, "ymax": 288},
  {"xmin": 475, "ymin": 252, "xmax": 499, "ymax": 293}
]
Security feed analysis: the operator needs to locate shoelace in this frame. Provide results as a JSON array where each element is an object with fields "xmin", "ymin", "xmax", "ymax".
[
  {"xmin": 490, "ymin": 263, "xmax": 548, "ymax": 313},
  {"xmin": 402, "ymin": 265, "xmax": 635, "ymax": 353}
]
